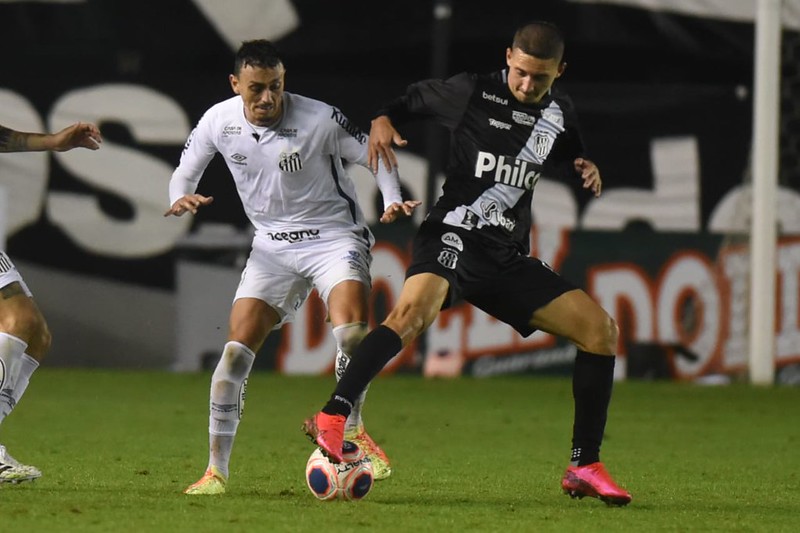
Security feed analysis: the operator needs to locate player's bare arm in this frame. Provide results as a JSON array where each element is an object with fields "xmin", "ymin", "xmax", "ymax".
[
  {"xmin": 164, "ymin": 194, "xmax": 215, "ymax": 217},
  {"xmin": 0, "ymin": 125, "xmax": 28, "ymax": 152},
  {"xmin": 0, "ymin": 122, "xmax": 102, "ymax": 153},
  {"xmin": 379, "ymin": 200, "xmax": 423, "ymax": 223},
  {"xmin": 368, "ymin": 115, "xmax": 407, "ymax": 173},
  {"xmin": 575, "ymin": 157, "xmax": 602, "ymax": 197}
]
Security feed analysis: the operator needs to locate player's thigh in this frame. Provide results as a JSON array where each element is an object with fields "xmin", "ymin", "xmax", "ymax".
[
  {"xmin": 384, "ymin": 273, "xmax": 449, "ymax": 345},
  {"xmin": 327, "ymin": 280, "xmax": 369, "ymax": 326},
  {"xmin": 0, "ymin": 253, "xmax": 37, "ymax": 332},
  {"xmin": 228, "ymin": 297, "xmax": 281, "ymax": 352},
  {"xmin": 530, "ymin": 289, "xmax": 618, "ymax": 354}
]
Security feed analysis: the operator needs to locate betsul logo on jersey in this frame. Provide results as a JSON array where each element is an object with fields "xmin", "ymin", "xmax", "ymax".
[
  {"xmin": 482, "ymin": 91, "xmax": 508, "ymax": 106},
  {"xmin": 474, "ymin": 151, "xmax": 541, "ymax": 191}
]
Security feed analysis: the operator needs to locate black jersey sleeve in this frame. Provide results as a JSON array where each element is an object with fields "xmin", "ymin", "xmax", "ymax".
[{"xmin": 375, "ymin": 72, "xmax": 476, "ymax": 131}]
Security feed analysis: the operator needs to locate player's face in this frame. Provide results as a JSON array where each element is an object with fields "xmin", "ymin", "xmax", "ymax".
[
  {"xmin": 505, "ymin": 47, "xmax": 565, "ymax": 104},
  {"xmin": 230, "ymin": 63, "xmax": 286, "ymax": 126}
]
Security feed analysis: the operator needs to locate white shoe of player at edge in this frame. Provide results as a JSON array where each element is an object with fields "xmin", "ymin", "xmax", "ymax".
[{"xmin": 0, "ymin": 444, "xmax": 42, "ymax": 484}]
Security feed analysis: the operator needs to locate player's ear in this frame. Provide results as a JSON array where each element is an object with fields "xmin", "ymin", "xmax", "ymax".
[
  {"xmin": 556, "ymin": 61, "xmax": 567, "ymax": 78},
  {"xmin": 229, "ymin": 74, "xmax": 241, "ymax": 95},
  {"xmin": 505, "ymin": 47, "xmax": 513, "ymax": 66}
]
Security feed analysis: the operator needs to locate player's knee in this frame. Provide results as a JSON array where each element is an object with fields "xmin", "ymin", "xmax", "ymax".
[
  {"xmin": 29, "ymin": 320, "xmax": 52, "ymax": 360},
  {"xmin": 0, "ymin": 303, "xmax": 49, "ymax": 354},
  {"xmin": 589, "ymin": 313, "xmax": 619, "ymax": 354},
  {"xmin": 332, "ymin": 322, "xmax": 368, "ymax": 355},
  {"xmin": 385, "ymin": 303, "xmax": 430, "ymax": 342}
]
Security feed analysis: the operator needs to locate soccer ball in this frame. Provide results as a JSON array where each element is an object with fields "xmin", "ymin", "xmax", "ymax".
[{"xmin": 305, "ymin": 440, "xmax": 374, "ymax": 501}]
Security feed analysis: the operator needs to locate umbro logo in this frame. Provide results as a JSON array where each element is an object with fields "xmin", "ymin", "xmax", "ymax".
[{"xmin": 230, "ymin": 153, "xmax": 247, "ymax": 163}]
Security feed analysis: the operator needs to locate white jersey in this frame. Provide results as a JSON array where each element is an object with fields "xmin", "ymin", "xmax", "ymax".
[{"xmin": 169, "ymin": 92, "xmax": 402, "ymax": 245}]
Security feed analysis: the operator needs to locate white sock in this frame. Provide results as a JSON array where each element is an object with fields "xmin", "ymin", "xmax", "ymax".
[
  {"xmin": 11, "ymin": 354, "xmax": 39, "ymax": 404},
  {"xmin": 0, "ymin": 333, "xmax": 28, "ymax": 425},
  {"xmin": 332, "ymin": 323, "xmax": 369, "ymax": 434},
  {"xmin": 207, "ymin": 341, "xmax": 255, "ymax": 479}
]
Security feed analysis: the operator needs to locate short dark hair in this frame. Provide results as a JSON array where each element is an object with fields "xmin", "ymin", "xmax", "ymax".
[
  {"xmin": 512, "ymin": 21, "xmax": 565, "ymax": 62},
  {"xmin": 234, "ymin": 39, "xmax": 283, "ymax": 75}
]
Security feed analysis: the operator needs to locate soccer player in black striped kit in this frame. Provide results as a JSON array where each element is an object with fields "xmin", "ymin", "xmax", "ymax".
[{"xmin": 303, "ymin": 21, "xmax": 631, "ymax": 505}]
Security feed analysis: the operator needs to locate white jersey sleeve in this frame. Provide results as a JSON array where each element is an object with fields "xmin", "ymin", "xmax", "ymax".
[
  {"xmin": 333, "ymin": 107, "xmax": 402, "ymax": 210},
  {"xmin": 168, "ymin": 110, "xmax": 219, "ymax": 205}
]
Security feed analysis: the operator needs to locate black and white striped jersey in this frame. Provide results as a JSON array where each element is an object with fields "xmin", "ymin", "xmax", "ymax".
[{"xmin": 378, "ymin": 70, "xmax": 585, "ymax": 255}]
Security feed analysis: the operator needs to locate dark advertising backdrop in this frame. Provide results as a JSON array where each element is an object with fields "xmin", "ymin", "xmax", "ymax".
[{"xmin": 1, "ymin": 0, "xmax": 798, "ymax": 379}]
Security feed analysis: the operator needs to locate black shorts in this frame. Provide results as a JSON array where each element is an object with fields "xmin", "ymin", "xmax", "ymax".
[{"xmin": 406, "ymin": 220, "xmax": 577, "ymax": 337}]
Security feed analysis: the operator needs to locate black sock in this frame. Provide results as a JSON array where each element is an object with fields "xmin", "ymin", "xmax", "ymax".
[
  {"xmin": 571, "ymin": 350, "xmax": 615, "ymax": 466},
  {"xmin": 321, "ymin": 325, "xmax": 402, "ymax": 417}
]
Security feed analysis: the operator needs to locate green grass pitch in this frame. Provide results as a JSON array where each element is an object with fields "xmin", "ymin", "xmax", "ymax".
[{"xmin": 1, "ymin": 369, "xmax": 798, "ymax": 532}]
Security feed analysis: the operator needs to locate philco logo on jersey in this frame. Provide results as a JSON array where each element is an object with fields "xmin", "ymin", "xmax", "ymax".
[
  {"xmin": 512, "ymin": 110, "xmax": 535, "ymax": 126},
  {"xmin": 222, "ymin": 125, "xmax": 242, "ymax": 137},
  {"xmin": 230, "ymin": 153, "xmax": 247, "ymax": 165},
  {"xmin": 279, "ymin": 151, "xmax": 303, "ymax": 173},
  {"xmin": 331, "ymin": 108, "xmax": 367, "ymax": 144},
  {"xmin": 482, "ymin": 91, "xmax": 508, "ymax": 106},
  {"xmin": 266, "ymin": 229, "xmax": 320, "ymax": 243},
  {"xmin": 488, "ymin": 118, "xmax": 512, "ymax": 130},
  {"xmin": 441, "ymin": 232, "xmax": 463, "ymax": 251},
  {"xmin": 474, "ymin": 151, "xmax": 541, "ymax": 191}
]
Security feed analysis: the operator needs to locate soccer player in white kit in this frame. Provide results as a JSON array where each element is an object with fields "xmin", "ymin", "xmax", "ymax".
[
  {"xmin": 0, "ymin": 121, "xmax": 102, "ymax": 483},
  {"xmin": 166, "ymin": 40, "xmax": 420, "ymax": 495}
]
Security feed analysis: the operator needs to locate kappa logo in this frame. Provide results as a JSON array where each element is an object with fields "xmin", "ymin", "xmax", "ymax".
[
  {"xmin": 279, "ymin": 151, "xmax": 303, "ymax": 172},
  {"xmin": 482, "ymin": 91, "xmax": 508, "ymax": 106},
  {"xmin": 488, "ymin": 118, "xmax": 512, "ymax": 130},
  {"xmin": 512, "ymin": 110, "xmax": 535, "ymax": 126},
  {"xmin": 441, "ymin": 232, "xmax": 463, "ymax": 251}
]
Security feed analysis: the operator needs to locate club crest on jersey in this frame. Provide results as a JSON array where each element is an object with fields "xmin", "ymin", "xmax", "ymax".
[
  {"xmin": 437, "ymin": 249, "xmax": 459, "ymax": 270},
  {"xmin": 474, "ymin": 151, "xmax": 541, "ymax": 191},
  {"xmin": 441, "ymin": 232, "xmax": 463, "ymax": 251},
  {"xmin": 534, "ymin": 133, "xmax": 552, "ymax": 158},
  {"xmin": 279, "ymin": 151, "xmax": 303, "ymax": 173}
]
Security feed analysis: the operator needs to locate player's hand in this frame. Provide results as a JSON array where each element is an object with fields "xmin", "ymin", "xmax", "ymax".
[
  {"xmin": 368, "ymin": 115, "xmax": 407, "ymax": 173},
  {"xmin": 575, "ymin": 157, "xmax": 602, "ymax": 197},
  {"xmin": 380, "ymin": 200, "xmax": 422, "ymax": 223},
  {"xmin": 49, "ymin": 122, "xmax": 103, "ymax": 151},
  {"xmin": 164, "ymin": 194, "xmax": 214, "ymax": 216}
]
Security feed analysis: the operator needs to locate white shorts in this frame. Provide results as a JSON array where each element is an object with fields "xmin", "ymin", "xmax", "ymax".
[
  {"xmin": 0, "ymin": 251, "xmax": 33, "ymax": 296},
  {"xmin": 234, "ymin": 232, "xmax": 372, "ymax": 328}
]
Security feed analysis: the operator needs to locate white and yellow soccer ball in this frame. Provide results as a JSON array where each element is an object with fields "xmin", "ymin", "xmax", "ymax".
[{"xmin": 305, "ymin": 440, "xmax": 374, "ymax": 501}]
